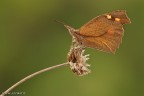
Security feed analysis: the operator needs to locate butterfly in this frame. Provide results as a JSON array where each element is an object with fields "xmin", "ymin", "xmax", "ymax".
[{"xmin": 57, "ymin": 10, "xmax": 131, "ymax": 54}]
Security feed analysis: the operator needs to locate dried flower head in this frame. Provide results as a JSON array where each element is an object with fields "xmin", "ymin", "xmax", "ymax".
[{"xmin": 67, "ymin": 38, "xmax": 91, "ymax": 76}]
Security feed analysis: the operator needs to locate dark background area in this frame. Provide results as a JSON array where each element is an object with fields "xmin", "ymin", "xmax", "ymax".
[{"xmin": 0, "ymin": 0, "xmax": 144, "ymax": 96}]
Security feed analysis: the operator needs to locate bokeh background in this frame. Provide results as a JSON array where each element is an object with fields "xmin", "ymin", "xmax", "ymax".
[{"xmin": 0, "ymin": 0, "xmax": 144, "ymax": 96}]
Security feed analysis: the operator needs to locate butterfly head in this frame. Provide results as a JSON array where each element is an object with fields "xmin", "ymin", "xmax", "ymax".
[
  {"xmin": 59, "ymin": 23, "xmax": 78, "ymax": 38},
  {"xmin": 64, "ymin": 25, "xmax": 76, "ymax": 33}
]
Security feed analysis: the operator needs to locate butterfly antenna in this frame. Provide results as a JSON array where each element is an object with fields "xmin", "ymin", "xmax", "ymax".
[
  {"xmin": 55, "ymin": 19, "xmax": 74, "ymax": 31},
  {"xmin": 55, "ymin": 19, "xmax": 67, "ymax": 26}
]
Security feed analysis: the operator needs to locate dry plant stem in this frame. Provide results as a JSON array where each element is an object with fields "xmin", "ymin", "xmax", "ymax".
[{"xmin": 0, "ymin": 62, "xmax": 69, "ymax": 96}]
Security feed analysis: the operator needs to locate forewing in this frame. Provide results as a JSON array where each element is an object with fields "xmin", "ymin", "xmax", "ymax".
[
  {"xmin": 77, "ymin": 10, "xmax": 130, "ymax": 53},
  {"xmin": 79, "ymin": 10, "xmax": 131, "ymax": 37},
  {"xmin": 79, "ymin": 16, "xmax": 109, "ymax": 37}
]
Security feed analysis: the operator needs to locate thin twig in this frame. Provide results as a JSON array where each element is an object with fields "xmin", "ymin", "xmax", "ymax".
[{"xmin": 0, "ymin": 62, "xmax": 69, "ymax": 96}]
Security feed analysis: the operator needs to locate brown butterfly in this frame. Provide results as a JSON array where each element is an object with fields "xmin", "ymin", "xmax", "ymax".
[{"xmin": 57, "ymin": 10, "xmax": 131, "ymax": 54}]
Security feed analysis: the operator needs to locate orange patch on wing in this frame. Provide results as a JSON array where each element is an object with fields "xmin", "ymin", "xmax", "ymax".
[
  {"xmin": 107, "ymin": 28, "xmax": 115, "ymax": 35},
  {"xmin": 106, "ymin": 15, "xmax": 112, "ymax": 19},
  {"xmin": 115, "ymin": 18, "xmax": 120, "ymax": 22}
]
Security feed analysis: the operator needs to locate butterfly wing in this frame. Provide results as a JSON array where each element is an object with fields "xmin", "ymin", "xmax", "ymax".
[
  {"xmin": 81, "ymin": 24, "xmax": 123, "ymax": 53},
  {"xmin": 78, "ymin": 10, "xmax": 131, "ymax": 53}
]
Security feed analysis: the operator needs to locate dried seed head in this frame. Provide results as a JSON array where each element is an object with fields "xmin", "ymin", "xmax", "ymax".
[{"xmin": 68, "ymin": 43, "xmax": 91, "ymax": 76}]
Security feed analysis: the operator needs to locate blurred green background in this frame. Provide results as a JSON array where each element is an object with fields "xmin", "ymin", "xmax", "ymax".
[{"xmin": 0, "ymin": 0, "xmax": 144, "ymax": 96}]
